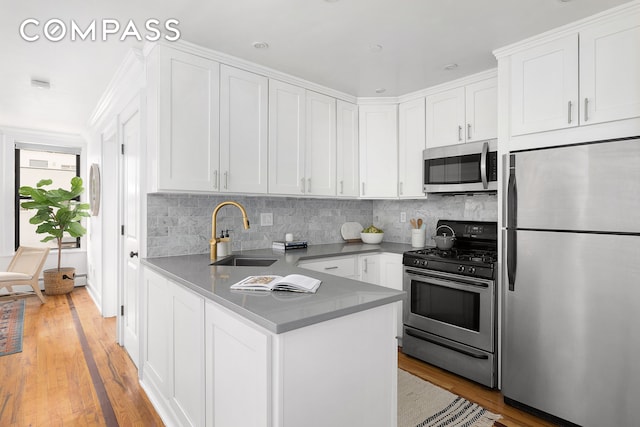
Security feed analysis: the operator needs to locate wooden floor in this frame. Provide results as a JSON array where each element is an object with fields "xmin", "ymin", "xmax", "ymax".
[
  {"xmin": 1, "ymin": 287, "xmax": 553, "ymax": 426},
  {"xmin": 0, "ymin": 288, "xmax": 164, "ymax": 426}
]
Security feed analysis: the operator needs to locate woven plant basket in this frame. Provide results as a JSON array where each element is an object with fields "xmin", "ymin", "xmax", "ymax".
[{"xmin": 43, "ymin": 267, "xmax": 76, "ymax": 295}]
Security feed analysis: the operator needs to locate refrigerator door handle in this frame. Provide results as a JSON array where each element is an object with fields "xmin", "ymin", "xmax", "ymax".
[
  {"xmin": 480, "ymin": 141, "xmax": 489, "ymax": 189},
  {"xmin": 507, "ymin": 154, "xmax": 517, "ymax": 291}
]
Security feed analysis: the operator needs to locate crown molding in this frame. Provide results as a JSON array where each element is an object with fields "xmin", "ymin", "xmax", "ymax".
[
  {"xmin": 88, "ymin": 48, "xmax": 145, "ymax": 129},
  {"xmin": 493, "ymin": 0, "xmax": 640, "ymax": 59},
  {"xmin": 145, "ymin": 40, "xmax": 358, "ymax": 104}
]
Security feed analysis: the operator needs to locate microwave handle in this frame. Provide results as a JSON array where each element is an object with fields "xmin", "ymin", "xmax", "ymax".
[{"xmin": 480, "ymin": 141, "xmax": 489, "ymax": 189}]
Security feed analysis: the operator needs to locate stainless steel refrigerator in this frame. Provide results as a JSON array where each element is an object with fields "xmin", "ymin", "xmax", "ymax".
[{"xmin": 503, "ymin": 137, "xmax": 640, "ymax": 427}]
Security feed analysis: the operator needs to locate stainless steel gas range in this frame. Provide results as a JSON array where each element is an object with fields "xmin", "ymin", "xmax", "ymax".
[{"xmin": 402, "ymin": 219, "xmax": 497, "ymax": 388}]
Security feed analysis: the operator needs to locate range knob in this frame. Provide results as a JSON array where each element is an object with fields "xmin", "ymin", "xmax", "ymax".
[
  {"xmin": 457, "ymin": 265, "xmax": 465, "ymax": 272},
  {"xmin": 468, "ymin": 267, "xmax": 476, "ymax": 274}
]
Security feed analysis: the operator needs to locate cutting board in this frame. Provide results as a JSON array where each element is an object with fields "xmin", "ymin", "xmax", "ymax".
[{"xmin": 341, "ymin": 222, "xmax": 363, "ymax": 242}]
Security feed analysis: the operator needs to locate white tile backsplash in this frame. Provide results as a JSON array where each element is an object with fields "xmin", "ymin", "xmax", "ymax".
[
  {"xmin": 372, "ymin": 194, "xmax": 498, "ymax": 246},
  {"xmin": 147, "ymin": 194, "xmax": 373, "ymax": 257},
  {"xmin": 147, "ymin": 193, "xmax": 497, "ymax": 256}
]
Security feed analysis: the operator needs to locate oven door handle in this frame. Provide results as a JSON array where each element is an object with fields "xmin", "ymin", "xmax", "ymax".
[
  {"xmin": 405, "ymin": 269, "xmax": 490, "ymax": 288},
  {"xmin": 405, "ymin": 328, "xmax": 489, "ymax": 360}
]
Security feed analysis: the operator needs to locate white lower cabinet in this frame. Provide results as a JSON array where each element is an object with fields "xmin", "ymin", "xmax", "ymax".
[
  {"xmin": 143, "ymin": 268, "xmax": 205, "ymax": 427},
  {"xmin": 358, "ymin": 253, "xmax": 380, "ymax": 284},
  {"xmin": 205, "ymin": 302, "xmax": 270, "ymax": 427},
  {"xmin": 359, "ymin": 253, "xmax": 403, "ymax": 342},
  {"xmin": 143, "ymin": 266, "xmax": 399, "ymax": 427}
]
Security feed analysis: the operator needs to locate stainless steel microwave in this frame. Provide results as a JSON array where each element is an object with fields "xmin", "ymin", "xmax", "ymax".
[{"xmin": 423, "ymin": 140, "xmax": 498, "ymax": 193}]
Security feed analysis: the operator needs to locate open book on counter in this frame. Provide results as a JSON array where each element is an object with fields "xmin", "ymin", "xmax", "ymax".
[{"xmin": 230, "ymin": 274, "xmax": 321, "ymax": 293}]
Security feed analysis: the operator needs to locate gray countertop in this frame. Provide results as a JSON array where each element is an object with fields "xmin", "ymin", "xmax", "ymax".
[{"xmin": 142, "ymin": 242, "xmax": 412, "ymax": 334}]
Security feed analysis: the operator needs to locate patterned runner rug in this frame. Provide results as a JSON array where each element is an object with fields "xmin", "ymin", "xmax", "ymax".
[
  {"xmin": 0, "ymin": 300, "xmax": 26, "ymax": 356},
  {"xmin": 399, "ymin": 369, "xmax": 502, "ymax": 427}
]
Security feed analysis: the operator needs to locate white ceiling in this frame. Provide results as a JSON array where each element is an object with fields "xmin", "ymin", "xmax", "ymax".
[{"xmin": 0, "ymin": 0, "xmax": 631, "ymax": 135}]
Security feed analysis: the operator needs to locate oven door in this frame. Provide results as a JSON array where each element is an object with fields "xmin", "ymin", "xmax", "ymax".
[{"xmin": 403, "ymin": 267, "xmax": 494, "ymax": 352}]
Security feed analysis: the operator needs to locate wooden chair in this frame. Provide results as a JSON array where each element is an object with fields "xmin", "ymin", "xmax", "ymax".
[{"xmin": 0, "ymin": 246, "xmax": 50, "ymax": 303}]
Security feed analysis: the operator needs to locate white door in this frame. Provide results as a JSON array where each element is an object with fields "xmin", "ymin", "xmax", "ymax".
[
  {"xmin": 398, "ymin": 97, "xmax": 426, "ymax": 198},
  {"xmin": 305, "ymin": 90, "xmax": 336, "ymax": 196},
  {"xmin": 465, "ymin": 78, "xmax": 497, "ymax": 142},
  {"xmin": 580, "ymin": 11, "xmax": 640, "ymax": 125},
  {"xmin": 121, "ymin": 98, "xmax": 141, "ymax": 367},
  {"xmin": 425, "ymin": 87, "xmax": 465, "ymax": 147},
  {"xmin": 268, "ymin": 79, "xmax": 306, "ymax": 194},
  {"xmin": 510, "ymin": 34, "xmax": 579, "ymax": 136},
  {"xmin": 336, "ymin": 100, "xmax": 359, "ymax": 197},
  {"xmin": 220, "ymin": 65, "xmax": 268, "ymax": 193}
]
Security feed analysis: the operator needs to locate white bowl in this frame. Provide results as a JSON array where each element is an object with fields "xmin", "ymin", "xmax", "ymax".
[{"xmin": 361, "ymin": 232, "xmax": 384, "ymax": 244}]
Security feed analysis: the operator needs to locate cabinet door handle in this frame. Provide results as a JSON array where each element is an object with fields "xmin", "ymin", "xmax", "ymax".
[
  {"xmin": 300, "ymin": 178, "xmax": 305, "ymax": 193},
  {"xmin": 584, "ymin": 98, "xmax": 589, "ymax": 122},
  {"xmin": 568, "ymin": 101, "xmax": 572, "ymax": 124},
  {"xmin": 324, "ymin": 266, "xmax": 339, "ymax": 270},
  {"xmin": 307, "ymin": 178, "xmax": 311, "ymax": 193},
  {"xmin": 362, "ymin": 182, "xmax": 365, "ymax": 196},
  {"xmin": 340, "ymin": 180, "xmax": 344, "ymax": 194},
  {"xmin": 223, "ymin": 171, "xmax": 228, "ymax": 190},
  {"xmin": 458, "ymin": 125, "xmax": 462, "ymax": 141},
  {"xmin": 467, "ymin": 124, "xmax": 471, "ymax": 140},
  {"xmin": 363, "ymin": 258, "xmax": 368, "ymax": 273},
  {"xmin": 399, "ymin": 182, "xmax": 403, "ymax": 195},
  {"xmin": 214, "ymin": 170, "xmax": 218, "ymax": 190}
]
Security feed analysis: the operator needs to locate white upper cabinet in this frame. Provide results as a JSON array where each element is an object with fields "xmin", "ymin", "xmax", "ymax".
[
  {"xmin": 148, "ymin": 45, "xmax": 220, "ymax": 192},
  {"xmin": 580, "ymin": 11, "xmax": 640, "ymax": 125},
  {"xmin": 510, "ymin": 34, "xmax": 579, "ymax": 136},
  {"xmin": 465, "ymin": 79, "xmax": 498, "ymax": 142},
  {"xmin": 268, "ymin": 81, "xmax": 337, "ymax": 196},
  {"xmin": 336, "ymin": 100, "xmax": 359, "ymax": 198},
  {"xmin": 426, "ymin": 78, "xmax": 497, "ymax": 148},
  {"xmin": 359, "ymin": 104, "xmax": 398, "ymax": 198},
  {"xmin": 398, "ymin": 98, "xmax": 426, "ymax": 198},
  {"xmin": 509, "ymin": 8, "xmax": 640, "ymax": 137},
  {"xmin": 425, "ymin": 87, "xmax": 465, "ymax": 147},
  {"xmin": 305, "ymin": 91, "xmax": 337, "ymax": 196},
  {"xmin": 268, "ymin": 80, "xmax": 306, "ymax": 194},
  {"xmin": 220, "ymin": 65, "xmax": 268, "ymax": 193}
]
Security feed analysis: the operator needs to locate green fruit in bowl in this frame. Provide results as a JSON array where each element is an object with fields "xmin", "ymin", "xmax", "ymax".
[{"xmin": 362, "ymin": 225, "xmax": 383, "ymax": 233}]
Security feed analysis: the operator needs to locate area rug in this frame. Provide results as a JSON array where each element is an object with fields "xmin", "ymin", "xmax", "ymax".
[
  {"xmin": 0, "ymin": 300, "xmax": 26, "ymax": 356},
  {"xmin": 398, "ymin": 369, "xmax": 502, "ymax": 427}
]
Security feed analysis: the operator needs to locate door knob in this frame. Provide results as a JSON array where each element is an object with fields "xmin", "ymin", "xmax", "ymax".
[{"xmin": 130, "ymin": 251, "xmax": 139, "ymax": 258}]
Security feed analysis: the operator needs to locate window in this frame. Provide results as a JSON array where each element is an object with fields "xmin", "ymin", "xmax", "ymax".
[{"xmin": 15, "ymin": 144, "xmax": 81, "ymax": 250}]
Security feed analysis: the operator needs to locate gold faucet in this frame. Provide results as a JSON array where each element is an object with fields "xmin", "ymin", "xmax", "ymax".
[{"xmin": 210, "ymin": 201, "xmax": 250, "ymax": 260}]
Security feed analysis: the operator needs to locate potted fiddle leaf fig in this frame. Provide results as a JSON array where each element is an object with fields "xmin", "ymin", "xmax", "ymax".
[{"xmin": 19, "ymin": 176, "xmax": 91, "ymax": 295}]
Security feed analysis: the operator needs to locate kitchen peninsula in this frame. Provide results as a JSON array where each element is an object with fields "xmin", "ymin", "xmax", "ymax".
[{"xmin": 141, "ymin": 243, "xmax": 406, "ymax": 427}]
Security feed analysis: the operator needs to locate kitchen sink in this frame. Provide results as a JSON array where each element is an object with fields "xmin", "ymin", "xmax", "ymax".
[{"xmin": 212, "ymin": 256, "xmax": 277, "ymax": 267}]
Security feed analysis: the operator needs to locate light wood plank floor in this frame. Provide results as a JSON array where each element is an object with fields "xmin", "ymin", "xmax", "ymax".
[
  {"xmin": 1, "ymin": 287, "xmax": 553, "ymax": 426},
  {"xmin": 0, "ymin": 288, "xmax": 163, "ymax": 426}
]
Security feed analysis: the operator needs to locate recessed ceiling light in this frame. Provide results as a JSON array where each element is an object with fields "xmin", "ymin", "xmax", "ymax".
[
  {"xmin": 368, "ymin": 44, "xmax": 383, "ymax": 53},
  {"xmin": 252, "ymin": 42, "xmax": 269, "ymax": 49},
  {"xmin": 31, "ymin": 78, "xmax": 50, "ymax": 89},
  {"xmin": 375, "ymin": 88, "xmax": 386, "ymax": 94},
  {"xmin": 444, "ymin": 63, "xmax": 458, "ymax": 71}
]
